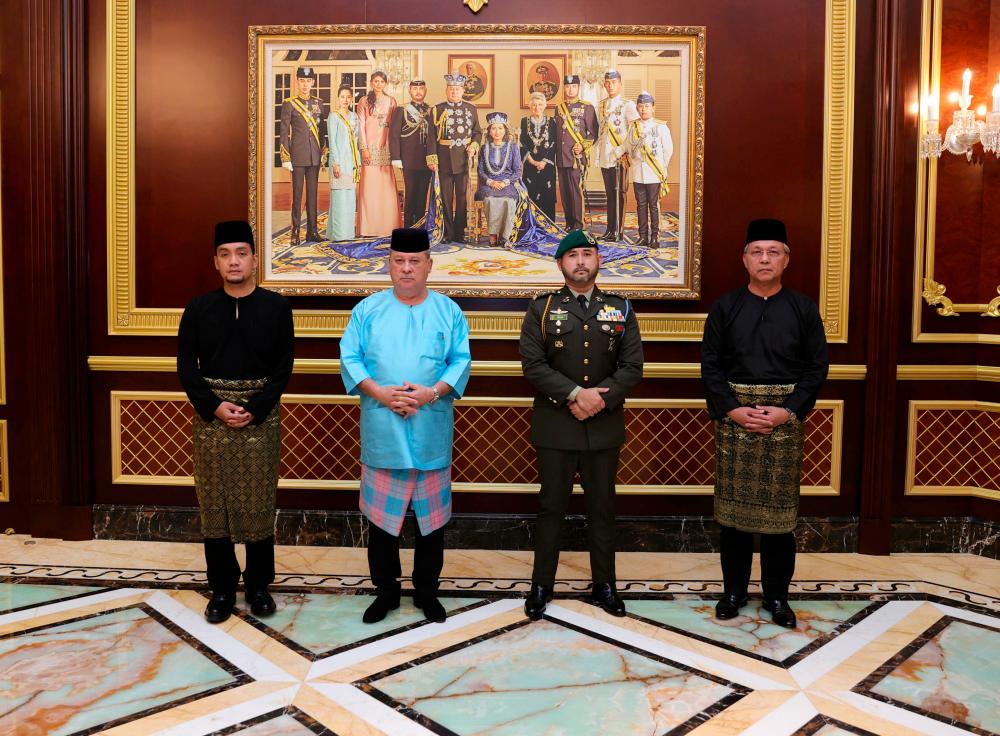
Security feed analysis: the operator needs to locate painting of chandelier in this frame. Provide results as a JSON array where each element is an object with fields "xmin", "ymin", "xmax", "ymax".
[{"xmin": 920, "ymin": 68, "xmax": 1000, "ymax": 159}]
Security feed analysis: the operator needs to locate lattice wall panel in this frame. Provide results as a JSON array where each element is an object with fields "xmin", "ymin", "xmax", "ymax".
[
  {"xmin": 115, "ymin": 396, "xmax": 838, "ymax": 490},
  {"xmin": 912, "ymin": 407, "xmax": 1000, "ymax": 492}
]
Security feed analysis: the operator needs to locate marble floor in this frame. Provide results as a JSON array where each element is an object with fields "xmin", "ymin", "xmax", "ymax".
[{"xmin": 1, "ymin": 537, "xmax": 999, "ymax": 735}]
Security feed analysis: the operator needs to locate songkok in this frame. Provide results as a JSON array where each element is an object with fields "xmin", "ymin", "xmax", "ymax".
[
  {"xmin": 565, "ymin": 74, "xmax": 581, "ymax": 85},
  {"xmin": 486, "ymin": 111, "xmax": 508, "ymax": 126},
  {"xmin": 637, "ymin": 90, "xmax": 654, "ymax": 104},
  {"xmin": 604, "ymin": 69, "xmax": 621, "ymax": 80},
  {"xmin": 745, "ymin": 218, "xmax": 788, "ymax": 247},
  {"xmin": 444, "ymin": 72, "xmax": 468, "ymax": 86},
  {"xmin": 295, "ymin": 67, "xmax": 315, "ymax": 79},
  {"xmin": 409, "ymin": 79, "xmax": 426, "ymax": 87},
  {"xmin": 390, "ymin": 227, "xmax": 430, "ymax": 253},
  {"xmin": 214, "ymin": 220, "xmax": 255, "ymax": 253},
  {"xmin": 529, "ymin": 91, "xmax": 547, "ymax": 104},
  {"xmin": 554, "ymin": 229, "xmax": 598, "ymax": 258}
]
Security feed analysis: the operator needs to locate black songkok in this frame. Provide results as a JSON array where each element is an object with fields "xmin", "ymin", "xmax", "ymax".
[
  {"xmin": 745, "ymin": 218, "xmax": 788, "ymax": 247},
  {"xmin": 214, "ymin": 220, "xmax": 255, "ymax": 253},
  {"xmin": 390, "ymin": 228, "xmax": 430, "ymax": 253},
  {"xmin": 565, "ymin": 74, "xmax": 581, "ymax": 85}
]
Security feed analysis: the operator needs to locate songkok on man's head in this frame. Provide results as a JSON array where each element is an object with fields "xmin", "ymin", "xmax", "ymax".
[
  {"xmin": 604, "ymin": 69, "xmax": 621, "ymax": 80},
  {"xmin": 637, "ymin": 91, "xmax": 655, "ymax": 104},
  {"xmin": 295, "ymin": 67, "xmax": 315, "ymax": 79},
  {"xmin": 390, "ymin": 227, "xmax": 430, "ymax": 253},
  {"xmin": 214, "ymin": 220, "xmax": 255, "ymax": 253},
  {"xmin": 744, "ymin": 218, "xmax": 788, "ymax": 247},
  {"xmin": 565, "ymin": 74, "xmax": 581, "ymax": 85},
  {"xmin": 444, "ymin": 72, "xmax": 468, "ymax": 86},
  {"xmin": 409, "ymin": 79, "xmax": 426, "ymax": 87},
  {"xmin": 486, "ymin": 111, "xmax": 508, "ymax": 126},
  {"xmin": 554, "ymin": 229, "xmax": 598, "ymax": 259}
]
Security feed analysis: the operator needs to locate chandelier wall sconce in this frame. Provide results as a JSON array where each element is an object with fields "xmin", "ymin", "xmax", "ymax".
[{"xmin": 920, "ymin": 68, "xmax": 1000, "ymax": 159}]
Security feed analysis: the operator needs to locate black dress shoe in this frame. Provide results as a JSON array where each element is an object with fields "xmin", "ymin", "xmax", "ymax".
[
  {"xmin": 413, "ymin": 592, "xmax": 447, "ymax": 623},
  {"xmin": 714, "ymin": 593, "xmax": 748, "ymax": 620},
  {"xmin": 599, "ymin": 231, "xmax": 619, "ymax": 242},
  {"xmin": 245, "ymin": 588, "xmax": 276, "ymax": 617},
  {"xmin": 289, "ymin": 228, "xmax": 301, "ymax": 246},
  {"xmin": 589, "ymin": 582, "xmax": 626, "ymax": 617},
  {"xmin": 306, "ymin": 230, "xmax": 322, "ymax": 243},
  {"xmin": 362, "ymin": 590, "xmax": 400, "ymax": 624},
  {"xmin": 204, "ymin": 591, "xmax": 236, "ymax": 624},
  {"xmin": 634, "ymin": 237, "xmax": 650, "ymax": 246},
  {"xmin": 524, "ymin": 582, "xmax": 553, "ymax": 621},
  {"xmin": 763, "ymin": 599, "xmax": 797, "ymax": 628}
]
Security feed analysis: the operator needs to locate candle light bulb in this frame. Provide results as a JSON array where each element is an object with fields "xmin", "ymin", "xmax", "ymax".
[
  {"xmin": 993, "ymin": 83, "xmax": 1000, "ymax": 113},
  {"xmin": 948, "ymin": 90, "xmax": 960, "ymax": 104},
  {"xmin": 977, "ymin": 104, "xmax": 988, "ymax": 116}
]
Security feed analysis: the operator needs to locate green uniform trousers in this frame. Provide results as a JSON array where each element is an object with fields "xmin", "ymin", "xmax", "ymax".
[{"xmin": 531, "ymin": 445, "xmax": 620, "ymax": 586}]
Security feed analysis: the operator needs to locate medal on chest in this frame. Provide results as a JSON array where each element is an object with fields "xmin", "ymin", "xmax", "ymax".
[{"xmin": 596, "ymin": 305, "xmax": 624, "ymax": 322}]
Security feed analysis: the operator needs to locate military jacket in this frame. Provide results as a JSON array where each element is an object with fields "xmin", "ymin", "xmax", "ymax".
[
  {"xmin": 519, "ymin": 285, "xmax": 644, "ymax": 450},
  {"xmin": 389, "ymin": 102, "xmax": 433, "ymax": 170},
  {"xmin": 596, "ymin": 95, "xmax": 638, "ymax": 168},
  {"xmin": 280, "ymin": 95, "xmax": 327, "ymax": 167},
  {"xmin": 428, "ymin": 101, "xmax": 481, "ymax": 174},
  {"xmin": 554, "ymin": 100, "xmax": 599, "ymax": 168}
]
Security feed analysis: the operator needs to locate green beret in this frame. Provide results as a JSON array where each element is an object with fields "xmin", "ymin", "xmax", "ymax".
[{"xmin": 554, "ymin": 229, "xmax": 598, "ymax": 259}]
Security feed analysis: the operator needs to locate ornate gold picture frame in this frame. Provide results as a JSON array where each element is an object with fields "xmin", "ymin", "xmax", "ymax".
[{"xmin": 249, "ymin": 25, "xmax": 705, "ymax": 299}]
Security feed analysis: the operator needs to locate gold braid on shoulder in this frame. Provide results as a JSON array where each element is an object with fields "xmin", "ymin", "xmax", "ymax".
[{"xmin": 540, "ymin": 294, "xmax": 553, "ymax": 340}]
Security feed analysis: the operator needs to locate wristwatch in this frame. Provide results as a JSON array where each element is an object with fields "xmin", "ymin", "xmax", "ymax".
[{"xmin": 430, "ymin": 387, "xmax": 440, "ymax": 404}]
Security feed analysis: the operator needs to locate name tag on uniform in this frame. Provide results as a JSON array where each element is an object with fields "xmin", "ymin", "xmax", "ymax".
[
  {"xmin": 549, "ymin": 309, "xmax": 569, "ymax": 322},
  {"xmin": 596, "ymin": 305, "xmax": 624, "ymax": 322}
]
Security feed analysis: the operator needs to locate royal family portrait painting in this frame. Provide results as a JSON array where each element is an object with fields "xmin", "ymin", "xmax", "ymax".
[{"xmin": 250, "ymin": 26, "xmax": 705, "ymax": 298}]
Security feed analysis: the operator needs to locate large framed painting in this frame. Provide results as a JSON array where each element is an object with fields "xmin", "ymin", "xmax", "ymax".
[{"xmin": 250, "ymin": 25, "xmax": 705, "ymax": 298}]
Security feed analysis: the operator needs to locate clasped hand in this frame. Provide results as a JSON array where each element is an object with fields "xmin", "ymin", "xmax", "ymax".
[
  {"xmin": 379, "ymin": 382, "xmax": 434, "ymax": 418},
  {"xmin": 569, "ymin": 386, "xmax": 609, "ymax": 421},
  {"xmin": 727, "ymin": 405, "xmax": 791, "ymax": 435},
  {"xmin": 215, "ymin": 401, "xmax": 253, "ymax": 428}
]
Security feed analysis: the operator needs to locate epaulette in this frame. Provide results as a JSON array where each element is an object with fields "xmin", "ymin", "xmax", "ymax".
[{"xmin": 533, "ymin": 290, "xmax": 559, "ymax": 301}]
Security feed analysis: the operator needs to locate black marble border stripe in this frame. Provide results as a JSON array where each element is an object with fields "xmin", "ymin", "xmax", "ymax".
[
  {"xmin": 793, "ymin": 713, "xmax": 881, "ymax": 735},
  {"xmin": 219, "ymin": 592, "xmax": 496, "ymax": 661},
  {"xmin": 0, "ymin": 602, "xmax": 252, "ymax": 736},
  {"xmin": 851, "ymin": 615, "xmax": 1000, "ymax": 736},
  {"xmin": 0, "ymin": 576, "xmax": 110, "ymax": 614},
  {"xmin": 627, "ymin": 597, "xmax": 888, "ymax": 668},
  {"xmin": 206, "ymin": 705, "xmax": 339, "ymax": 735},
  {"xmin": 356, "ymin": 615, "xmax": 750, "ymax": 736}
]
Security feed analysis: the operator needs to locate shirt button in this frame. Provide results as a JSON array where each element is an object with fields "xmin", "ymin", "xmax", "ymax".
[
  {"xmin": 584, "ymin": 341, "xmax": 590, "ymax": 347},
  {"xmin": 584, "ymin": 375, "xmax": 589, "ymax": 381},
  {"xmin": 584, "ymin": 358, "xmax": 589, "ymax": 365},
  {"xmin": 583, "ymin": 325, "xmax": 590, "ymax": 331}
]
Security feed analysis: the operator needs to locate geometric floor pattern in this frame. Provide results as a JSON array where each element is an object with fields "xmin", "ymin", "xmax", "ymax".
[{"xmin": 1, "ymin": 538, "xmax": 998, "ymax": 735}]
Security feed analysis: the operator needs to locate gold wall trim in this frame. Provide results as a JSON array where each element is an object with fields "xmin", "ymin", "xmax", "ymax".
[
  {"xmin": 897, "ymin": 365, "xmax": 1000, "ymax": 382},
  {"xmin": 904, "ymin": 400, "xmax": 1000, "ymax": 501},
  {"xmin": 820, "ymin": 0, "xmax": 855, "ymax": 343},
  {"xmin": 912, "ymin": 0, "xmax": 1000, "ymax": 343},
  {"xmin": 106, "ymin": 2, "xmax": 853, "ymax": 341},
  {"xmin": 0, "ymin": 421, "xmax": 7, "ymax": 502},
  {"xmin": 110, "ymin": 392, "xmax": 842, "ymax": 495},
  {"xmin": 0, "ymin": 94, "xmax": 6, "ymax": 404},
  {"xmin": 89, "ymin": 355, "xmax": 868, "ymax": 380}
]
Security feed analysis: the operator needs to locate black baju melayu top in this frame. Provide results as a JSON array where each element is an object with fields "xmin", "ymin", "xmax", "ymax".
[
  {"xmin": 177, "ymin": 287, "xmax": 295, "ymax": 424},
  {"xmin": 700, "ymin": 286, "xmax": 829, "ymax": 421}
]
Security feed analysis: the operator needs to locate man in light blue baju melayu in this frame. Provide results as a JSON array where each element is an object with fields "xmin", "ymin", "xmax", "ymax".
[{"xmin": 340, "ymin": 228, "xmax": 471, "ymax": 624}]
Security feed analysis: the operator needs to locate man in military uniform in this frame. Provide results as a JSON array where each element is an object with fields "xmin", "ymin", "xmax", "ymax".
[
  {"xmin": 519, "ymin": 229, "xmax": 644, "ymax": 620},
  {"xmin": 596, "ymin": 70, "xmax": 638, "ymax": 242},
  {"xmin": 554, "ymin": 74, "xmax": 599, "ymax": 231},
  {"xmin": 428, "ymin": 73, "xmax": 481, "ymax": 243},
  {"xmin": 280, "ymin": 66, "xmax": 327, "ymax": 245},
  {"xmin": 390, "ymin": 80, "xmax": 435, "ymax": 228}
]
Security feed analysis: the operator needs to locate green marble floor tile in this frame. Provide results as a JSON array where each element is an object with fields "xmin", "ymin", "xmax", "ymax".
[{"xmin": 0, "ymin": 582, "xmax": 105, "ymax": 613}]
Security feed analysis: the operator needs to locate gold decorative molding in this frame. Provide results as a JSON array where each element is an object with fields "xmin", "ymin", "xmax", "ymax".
[
  {"xmin": 897, "ymin": 365, "xmax": 1000, "ymax": 382},
  {"xmin": 0, "ymin": 94, "xmax": 6, "ymax": 404},
  {"xmin": 88, "ymin": 355, "xmax": 868, "ymax": 380},
  {"xmin": 110, "ymin": 392, "xmax": 842, "ymax": 495},
  {"xmin": 912, "ymin": 0, "xmax": 1000, "ymax": 343},
  {"xmin": 820, "ymin": 0, "xmax": 855, "ymax": 343},
  {"xmin": 0, "ymin": 421, "xmax": 7, "ymax": 502},
  {"xmin": 904, "ymin": 400, "xmax": 1000, "ymax": 501},
  {"xmin": 106, "ymin": 4, "xmax": 853, "ymax": 341},
  {"xmin": 463, "ymin": 0, "xmax": 488, "ymax": 13}
]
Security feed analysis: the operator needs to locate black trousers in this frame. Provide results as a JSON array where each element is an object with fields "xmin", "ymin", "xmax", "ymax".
[
  {"xmin": 204, "ymin": 536, "xmax": 275, "ymax": 594},
  {"xmin": 402, "ymin": 168, "xmax": 433, "ymax": 228},
  {"xmin": 719, "ymin": 525, "xmax": 796, "ymax": 600},
  {"xmin": 531, "ymin": 446, "xmax": 620, "ymax": 587},
  {"xmin": 438, "ymin": 170, "xmax": 469, "ymax": 242},
  {"xmin": 368, "ymin": 520, "xmax": 445, "ymax": 596},
  {"xmin": 558, "ymin": 166, "xmax": 585, "ymax": 230},
  {"xmin": 600, "ymin": 165, "xmax": 626, "ymax": 238},
  {"xmin": 291, "ymin": 164, "xmax": 320, "ymax": 233},
  {"xmin": 633, "ymin": 182, "xmax": 661, "ymax": 242}
]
